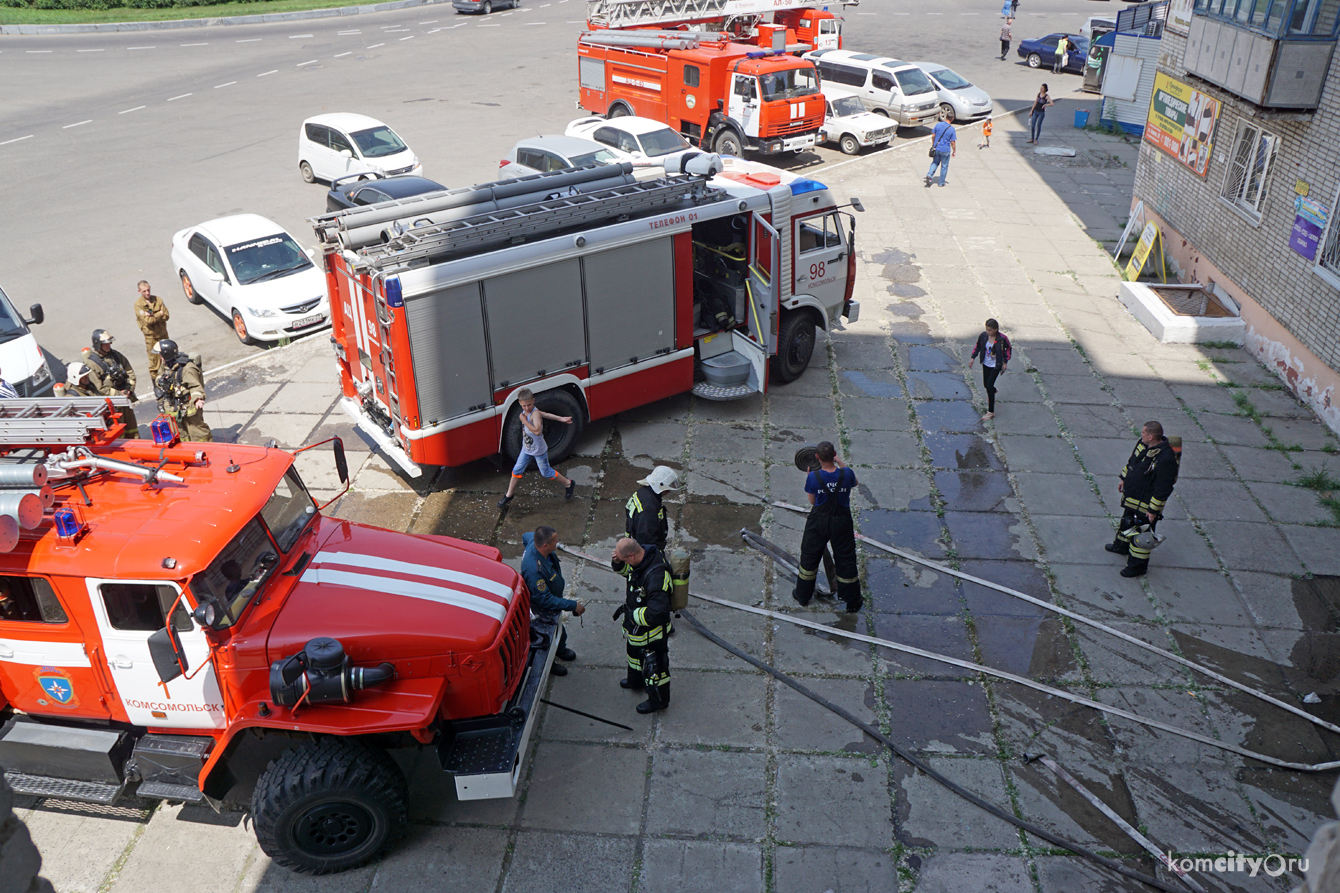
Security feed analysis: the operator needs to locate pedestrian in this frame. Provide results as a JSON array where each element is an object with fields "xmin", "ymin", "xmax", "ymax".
[
  {"xmin": 152, "ymin": 339, "xmax": 212, "ymax": 442},
  {"xmin": 61, "ymin": 362, "xmax": 97, "ymax": 397},
  {"xmin": 999, "ymin": 18, "xmax": 1012, "ymax": 60},
  {"xmin": 626, "ymin": 465, "xmax": 677, "ymax": 551},
  {"xmin": 794, "ymin": 441, "xmax": 862, "ymax": 612},
  {"xmin": 924, "ymin": 111, "xmax": 957, "ymax": 188},
  {"xmin": 498, "ymin": 388, "xmax": 576, "ymax": 509},
  {"xmin": 0, "ymin": 369, "xmax": 20, "ymax": 399},
  {"xmin": 1027, "ymin": 83, "xmax": 1053, "ymax": 143},
  {"xmin": 84, "ymin": 329, "xmax": 140, "ymax": 438},
  {"xmin": 135, "ymin": 281, "xmax": 171, "ymax": 378},
  {"xmin": 520, "ymin": 525, "xmax": 585, "ymax": 676},
  {"xmin": 1011, "ymin": 0, "xmax": 1019, "ymax": 13},
  {"xmin": 967, "ymin": 318, "xmax": 1011, "ymax": 421},
  {"xmin": 612, "ymin": 537, "xmax": 673, "ymax": 714},
  {"xmin": 1053, "ymin": 36, "xmax": 1069, "ymax": 73},
  {"xmin": 980, "ymin": 117, "xmax": 994, "ymax": 149},
  {"xmin": 1106, "ymin": 421, "xmax": 1180, "ymax": 577}
]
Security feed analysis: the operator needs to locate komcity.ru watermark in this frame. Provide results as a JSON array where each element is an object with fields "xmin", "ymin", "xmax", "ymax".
[{"xmin": 1165, "ymin": 852, "xmax": 1307, "ymax": 878}]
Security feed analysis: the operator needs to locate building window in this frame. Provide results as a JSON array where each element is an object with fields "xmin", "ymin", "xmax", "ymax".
[
  {"xmin": 1319, "ymin": 191, "xmax": 1340, "ymax": 278},
  {"xmin": 1219, "ymin": 120, "xmax": 1279, "ymax": 219}
]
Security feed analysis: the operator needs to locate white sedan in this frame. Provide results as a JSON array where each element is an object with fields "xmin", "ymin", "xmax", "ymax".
[
  {"xmin": 820, "ymin": 94, "xmax": 896, "ymax": 155},
  {"xmin": 171, "ymin": 214, "xmax": 330, "ymax": 345},
  {"xmin": 564, "ymin": 116, "xmax": 701, "ymax": 172},
  {"xmin": 500, "ymin": 134, "xmax": 636, "ymax": 177}
]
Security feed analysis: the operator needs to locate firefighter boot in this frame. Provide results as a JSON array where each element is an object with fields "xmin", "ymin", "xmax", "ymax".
[
  {"xmin": 636, "ymin": 682, "xmax": 668, "ymax": 714},
  {"xmin": 1120, "ymin": 557, "xmax": 1149, "ymax": 578},
  {"xmin": 1104, "ymin": 536, "xmax": 1129, "ymax": 555}
]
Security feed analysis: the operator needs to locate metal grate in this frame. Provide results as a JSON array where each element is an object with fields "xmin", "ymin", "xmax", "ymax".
[
  {"xmin": 1219, "ymin": 120, "xmax": 1278, "ymax": 218},
  {"xmin": 135, "ymin": 781, "xmax": 204, "ymax": 802},
  {"xmin": 693, "ymin": 381, "xmax": 757, "ymax": 400},
  {"xmin": 5, "ymin": 771, "xmax": 123, "ymax": 804}
]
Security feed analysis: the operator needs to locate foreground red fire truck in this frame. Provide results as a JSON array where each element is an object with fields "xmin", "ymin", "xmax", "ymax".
[
  {"xmin": 311, "ymin": 156, "xmax": 862, "ymax": 477},
  {"xmin": 587, "ymin": 0, "xmax": 854, "ymax": 53},
  {"xmin": 0, "ymin": 399, "xmax": 555, "ymax": 873}
]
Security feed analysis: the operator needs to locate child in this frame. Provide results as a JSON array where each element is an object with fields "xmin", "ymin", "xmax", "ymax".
[
  {"xmin": 967, "ymin": 318, "xmax": 1012, "ymax": 421},
  {"xmin": 498, "ymin": 388, "xmax": 577, "ymax": 508},
  {"xmin": 979, "ymin": 118, "xmax": 993, "ymax": 149}
]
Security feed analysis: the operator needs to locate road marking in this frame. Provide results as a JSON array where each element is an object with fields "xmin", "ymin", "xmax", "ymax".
[
  {"xmin": 399, "ymin": 35, "xmax": 415, "ymax": 40},
  {"xmin": 524, "ymin": 21, "xmax": 545, "ymax": 25},
  {"xmin": 419, "ymin": 19, "xmax": 437, "ymax": 23},
  {"xmin": 127, "ymin": 46, "xmax": 155, "ymax": 49},
  {"xmin": 540, "ymin": 2, "xmax": 550, "ymax": 6},
  {"xmin": 367, "ymin": 42, "xmax": 385, "ymax": 48},
  {"xmin": 119, "ymin": 105, "xmax": 146, "ymax": 114},
  {"xmin": 289, "ymin": 33, "xmax": 313, "ymax": 38},
  {"xmin": 0, "ymin": 136, "xmax": 34, "ymax": 145},
  {"xmin": 334, "ymin": 50, "xmax": 353, "ymax": 56},
  {"xmin": 215, "ymin": 81, "xmax": 236, "ymax": 87},
  {"xmin": 27, "ymin": 50, "xmax": 52, "ymax": 53},
  {"xmin": 258, "ymin": 69, "xmax": 278, "ymax": 76},
  {"xmin": 77, "ymin": 48, "xmax": 104, "ymax": 52},
  {"xmin": 180, "ymin": 42, "xmax": 207, "ymax": 46},
  {"xmin": 297, "ymin": 59, "xmax": 319, "ymax": 66},
  {"xmin": 63, "ymin": 120, "xmax": 92, "ymax": 129},
  {"xmin": 451, "ymin": 21, "xmax": 468, "ymax": 27},
  {"xmin": 428, "ymin": 28, "xmax": 442, "ymax": 32},
  {"xmin": 236, "ymin": 38, "xmax": 262, "ymax": 42},
  {"xmin": 384, "ymin": 28, "xmax": 410, "ymax": 31},
  {"xmin": 168, "ymin": 92, "xmax": 192, "ymax": 100},
  {"xmin": 337, "ymin": 29, "xmax": 361, "ymax": 34},
  {"xmin": 479, "ymin": 23, "xmax": 501, "ymax": 26}
]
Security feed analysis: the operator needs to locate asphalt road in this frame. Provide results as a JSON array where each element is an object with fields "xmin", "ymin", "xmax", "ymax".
[{"xmin": 0, "ymin": 0, "xmax": 1109, "ymax": 378}]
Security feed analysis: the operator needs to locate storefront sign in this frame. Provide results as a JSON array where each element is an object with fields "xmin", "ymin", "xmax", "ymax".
[
  {"xmin": 1144, "ymin": 73, "xmax": 1221, "ymax": 177},
  {"xmin": 1290, "ymin": 196, "xmax": 1328, "ymax": 262},
  {"xmin": 1168, "ymin": 0, "xmax": 1195, "ymax": 34}
]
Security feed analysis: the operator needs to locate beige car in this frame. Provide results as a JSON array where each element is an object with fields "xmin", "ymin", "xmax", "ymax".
[{"xmin": 804, "ymin": 49, "xmax": 941, "ymax": 132}]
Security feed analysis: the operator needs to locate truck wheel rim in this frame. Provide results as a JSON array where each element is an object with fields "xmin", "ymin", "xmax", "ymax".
[{"xmin": 294, "ymin": 802, "xmax": 374, "ymax": 855}]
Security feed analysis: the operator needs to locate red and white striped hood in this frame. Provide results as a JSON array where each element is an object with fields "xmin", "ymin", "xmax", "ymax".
[{"xmin": 266, "ymin": 523, "xmax": 523, "ymax": 665}]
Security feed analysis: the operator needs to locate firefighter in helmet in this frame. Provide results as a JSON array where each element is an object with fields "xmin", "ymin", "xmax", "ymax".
[
  {"xmin": 612, "ymin": 537, "xmax": 672, "ymax": 714},
  {"xmin": 153, "ymin": 339, "xmax": 212, "ymax": 442},
  {"xmin": 62, "ymin": 362, "xmax": 96, "ymax": 397},
  {"xmin": 794, "ymin": 440, "xmax": 862, "ymax": 613},
  {"xmin": 626, "ymin": 466, "xmax": 677, "ymax": 551},
  {"xmin": 84, "ymin": 329, "xmax": 140, "ymax": 438},
  {"xmin": 1106, "ymin": 420, "xmax": 1179, "ymax": 577}
]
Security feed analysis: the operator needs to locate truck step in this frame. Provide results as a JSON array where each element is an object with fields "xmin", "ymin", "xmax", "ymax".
[
  {"xmin": 135, "ymin": 781, "xmax": 205, "ymax": 802},
  {"xmin": 4, "ymin": 771, "xmax": 123, "ymax": 804},
  {"xmin": 441, "ymin": 723, "xmax": 518, "ymax": 776},
  {"xmin": 692, "ymin": 381, "xmax": 757, "ymax": 401}
]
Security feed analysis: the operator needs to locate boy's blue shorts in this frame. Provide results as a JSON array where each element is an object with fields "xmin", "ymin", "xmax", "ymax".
[{"xmin": 512, "ymin": 451, "xmax": 556, "ymax": 479}]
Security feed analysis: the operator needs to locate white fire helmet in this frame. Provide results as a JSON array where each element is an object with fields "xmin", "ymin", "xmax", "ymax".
[{"xmin": 638, "ymin": 466, "xmax": 681, "ymax": 495}]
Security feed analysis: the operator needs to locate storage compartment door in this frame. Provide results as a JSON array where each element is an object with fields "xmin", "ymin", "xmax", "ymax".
[
  {"xmin": 483, "ymin": 260, "xmax": 587, "ymax": 389},
  {"xmin": 405, "ymin": 283, "xmax": 493, "ymax": 425},
  {"xmin": 584, "ymin": 239, "xmax": 676, "ymax": 375}
]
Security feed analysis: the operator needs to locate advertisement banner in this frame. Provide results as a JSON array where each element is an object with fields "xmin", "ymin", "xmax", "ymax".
[
  {"xmin": 1143, "ymin": 72, "xmax": 1221, "ymax": 177},
  {"xmin": 1168, "ymin": 0, "xmax": 1195, "ymax": 34},
  {"xmin": 1290, "ymin": 196, "xmax": 1329, "ymax": 261}
]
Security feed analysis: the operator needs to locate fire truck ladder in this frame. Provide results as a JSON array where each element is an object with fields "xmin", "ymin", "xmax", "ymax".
[
  {"xmin": 363, "ymin": 174, "xmax": 725, "ymax": 268},
  {"xmin": 0, "ymin": 397, "xmax": 131, "ymax": 445},
  {"xmin": 587, "ymin": 0, "xmax": 858, "ymax": 29}
]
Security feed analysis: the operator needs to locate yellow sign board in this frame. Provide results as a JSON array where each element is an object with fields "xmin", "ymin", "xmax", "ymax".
[{"xmin": 1125, "ymin": 222, "xmax": 1165, "ymax": 282}]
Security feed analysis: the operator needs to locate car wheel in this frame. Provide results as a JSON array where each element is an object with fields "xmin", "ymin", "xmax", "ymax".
[
  {"xmin": 607, "ymin": 103, "xmax": 631, "ymax": 118},
  {"xmin": 482, "ymin": 0, "xmax": 491, "ymax": 12},
  {"xmin": 180, "ymin": 271, "xmax": 203, "ymax": 306},
  {"xmin": 300, "ymin": 161, "xmax": 316, "ymax": 184},
  {"xmin": 871, "ymin": 108, "xmax": 889, "ymax": 117},
  {"xmin": 1027, "ymin": 53, "xmax": 1042, "ymax": 68},
  {"xmin": 839, "ymin": 134, "xmax": 861, "ymax": 156},
  {"xmin": 232, "ymin": 309, "xmax": 258, "ymax": 346},
  {"xmin": 713, "ymin": 128, "xmax": 743, "ymax": 156},
  {"xmin": 939, "ymin": 103, "xmax": 956, "ymax": 124}
]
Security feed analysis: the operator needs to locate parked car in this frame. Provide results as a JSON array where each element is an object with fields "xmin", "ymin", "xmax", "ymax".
[
  {"xmin": 803, "ymin": 49, "xmax": 940, "ymax": 131},
  {"xmin": 818, "ymin": 92, "xmax": 895, "ymax": 155},
  {"xmin": 1017, "ymin": 34, "xmax": 1090, "ymax": 73},
  {"xmin": 171, "ymin": 214, "xmax": 330, "ymax": 345},
  {"xmin": 564, "ymin": 115, "xmax": 700, "ymax": 169},
  {"xmin": 298, "ymin": 113, "xmax": 421, "ymax": 185},
  {"xmin": 500, "ymin": 135, "xmax": 635, "ymax": 176},
  {"xmin": 912, "ymin": 63, "xmax": 994, "ymax": 124},
  {"xmin": 0, "ymin": 283, "xmax": 51, "ymax": 396},
  {"xmin": 453, "ymin": 0, "xmax": 518, "ymax": 12},
  {"xmin": 326, "ymin": 173, "xmax": 446, "ymax": 212}
]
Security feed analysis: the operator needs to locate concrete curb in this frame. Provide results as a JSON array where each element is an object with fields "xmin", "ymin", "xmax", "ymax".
[{"xmin": 0, "ymin": 0, "xmax": 453, "ymax": 35}]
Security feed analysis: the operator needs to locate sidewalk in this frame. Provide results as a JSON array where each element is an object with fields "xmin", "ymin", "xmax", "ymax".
[{"xmin": 19, "ymin": 108, "xmax": 1340, "ymax": 893}]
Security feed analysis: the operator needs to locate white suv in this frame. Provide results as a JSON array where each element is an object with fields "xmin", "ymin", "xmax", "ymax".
[
  {"xmin": 564, "ymin": 116, "xmax": 701, "ymax": 171},
  {"xmin": 298, "ymin": 114, "xmax": 421, "ymax": 185}
]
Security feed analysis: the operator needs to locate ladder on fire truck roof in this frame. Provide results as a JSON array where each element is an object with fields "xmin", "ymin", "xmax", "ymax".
[
  {"xmin": 358, "ymin": 173, "xmax": 725, "ymax": 268},
  {"xmin": 587, "ymin": 0, "xmax": 858, "ymax": 29},
  {"xmin": 0, "ymin": 397, "xmax": 131, "ymax": 446}
]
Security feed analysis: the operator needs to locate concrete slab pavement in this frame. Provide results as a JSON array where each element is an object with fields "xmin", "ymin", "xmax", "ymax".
[{"xmin": 18, "ymin": 107, "xmax": 1340, "ymax": 893}]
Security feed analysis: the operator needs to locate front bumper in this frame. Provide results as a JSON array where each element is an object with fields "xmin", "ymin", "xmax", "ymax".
[
  {"xmin": 246, "ymin": 307, "xmax": 331, "ymax": 342},
  {"xmin": 753, "ymin": 132, "xmax": 818, "ymax": 155}
]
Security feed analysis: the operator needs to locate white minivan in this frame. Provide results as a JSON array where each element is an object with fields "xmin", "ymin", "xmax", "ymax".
[
  {"xmin": 804, "ymin": 49, "xmax": 941, "ymax": 132},
  {"xmin": 0, "ymin": 283, "xmax": 52, "ymax": 396},
  {"xmin": 297, "ymin": 114, "xmax": 422, "ymax": 185}
]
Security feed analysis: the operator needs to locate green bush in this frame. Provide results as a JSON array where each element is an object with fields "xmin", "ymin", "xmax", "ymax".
[{"xmin": 1, "ymin": 0, "xmax": 269, "ymax": 8}]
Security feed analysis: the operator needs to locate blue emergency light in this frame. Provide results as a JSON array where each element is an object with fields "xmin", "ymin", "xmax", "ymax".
[
  {"xmin": 789, "ymin": 178, "xmax": 827, "ymax": 197},
  {"xmin": 385, "ymin": 276, "xmax": 404, "ymax": 308},
  {"xmin": 151, "ymin": 414, "xmax": 179, "ymax": 446},
  {"xmin": 54, "ymin": 508, "xmax": 82, "ymax": 540}
]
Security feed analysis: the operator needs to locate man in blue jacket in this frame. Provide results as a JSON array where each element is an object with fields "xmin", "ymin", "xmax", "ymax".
[{"xmin": 520, "ymin": 525, "xmax": 585, "ymax": 676}]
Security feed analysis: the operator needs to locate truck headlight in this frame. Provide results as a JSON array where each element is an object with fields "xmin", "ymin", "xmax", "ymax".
[{"xmin": 29, "ymin": 360, "xmax": 51, "ymax": 388}]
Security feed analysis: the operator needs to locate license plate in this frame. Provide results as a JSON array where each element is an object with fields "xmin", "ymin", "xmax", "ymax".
[{"xmin": 294, "ymin": 314, "xmax": 325, "ymax": 329}]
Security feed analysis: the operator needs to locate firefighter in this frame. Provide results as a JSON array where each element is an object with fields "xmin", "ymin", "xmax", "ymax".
[
  {"xmin": 153, "ymin": 340, "xmax": 212, "ymax": 442},
  {"xmin": 519, "ymin": 525, "xmax": 585, "ymax": 676},
  {"xmin": 135, "ymin": 281, "xmax": 171, "ymax": 378},
  {"xmin": 626, "ymin": 465, "xmax": 677, "ymax": 551},
  {"xmin": 611, "ymin": 536, "xmax": 672, "ymax": 714},
  {"xmin": 794, "ymin": 440, "xmax": 862, "ymax": 612},
  {"xmin": 1106, "ymin": 420, "xmax": 1179, "ymax": 578},
  {"xmin": 84, "ymin": 329, "xmax": 140, "ymax": 438},
  {"xmin": 62, "ymin": 362, "xmax": 96, "ymax": 397}
]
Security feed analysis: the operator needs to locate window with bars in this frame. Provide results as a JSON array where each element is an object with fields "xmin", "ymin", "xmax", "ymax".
[
  {"xmin": 1319, "ymin": 191, "xmax": 1340, "ymax": 277},
  {"xmin": 1219, "ymin": 120, "xmax": 1279, "ymax": 219}
]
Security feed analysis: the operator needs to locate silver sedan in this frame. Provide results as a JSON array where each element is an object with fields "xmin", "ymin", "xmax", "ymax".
[{"xmin": 912, "ymin": 62, "xmax": 995, "ymax": 124}]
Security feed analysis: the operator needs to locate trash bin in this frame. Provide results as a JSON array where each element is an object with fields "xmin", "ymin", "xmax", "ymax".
[{"xmin": 1074, "ymin": 109, "xmax": 1090, "ymax": 128}]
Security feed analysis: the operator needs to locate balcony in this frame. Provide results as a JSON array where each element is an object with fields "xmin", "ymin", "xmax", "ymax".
[{"xmin": 1186, "ymin": 0, "xmax": 1338, "ymax": 107}]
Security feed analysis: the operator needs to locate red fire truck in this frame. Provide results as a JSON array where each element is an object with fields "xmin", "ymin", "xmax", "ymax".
[
  {"xmin": 0, "ymin": 398, "xmax": 556, "ymax": 873},
  {"xmin": 311, "ymin": 156, "xmax": 862, "ymax": 477}
]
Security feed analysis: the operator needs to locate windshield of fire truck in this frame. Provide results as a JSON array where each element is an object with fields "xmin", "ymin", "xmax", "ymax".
[
  {"xmin": 759, "ymin": 66, "xmax": 821, "ymax": 102},
  {"xmin": 191, "ymin": 518, "xmax": 279, "ymax": 628},
  {"xmin": 261, "ymin": 468, "xmax": 317, "ymax": 552}
]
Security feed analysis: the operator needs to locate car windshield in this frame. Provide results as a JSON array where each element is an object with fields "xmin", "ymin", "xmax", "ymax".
[
  {"xmin": 569, "ymin": 148, "xmax": 622, "ymax": 166},
  {"xmin": 760, "ymin": 66, "xmax": 821, "ymax": 101},
  {"xmin": 830, "ymin": 96, "xmax": 867, "ymax": 117},
  {"xmin": 190, "ymin": 518, "xmax": 278, "ymax": 628},
  {"xmin": 350, "ymin": 125, "xmax": 408, "ymax": 159},
  {"xmin": 637, "ymin": 128, "xmax": 692, "ymax": 157},
  {"xmin": 225, "ymin": 233, "xmax": 314, "ymax": 286},
  {"xmin": 893, "ymin": 68, "xmax": 936, "ymax": 96},
  {"xmin": 0, "ymin": 286, "xmax": 30, "ymax": 346},
  {"xmin": 929, "ymin": 68, "xmax": 972, "ymax": 90},
  {"xmin": 261, "ymin": 468, "xmax": 317, "ymax": 552}
]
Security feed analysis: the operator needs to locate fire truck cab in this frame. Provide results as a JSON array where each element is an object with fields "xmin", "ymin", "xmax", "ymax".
[{"xmin": 0, "ymin": 398, "xmax": 555, "ymax": 874}]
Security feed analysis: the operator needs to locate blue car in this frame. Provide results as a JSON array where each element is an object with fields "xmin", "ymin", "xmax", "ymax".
[{"xmin": 1017, "ymin": 33, "xmax": 1090, "ymax": 74}]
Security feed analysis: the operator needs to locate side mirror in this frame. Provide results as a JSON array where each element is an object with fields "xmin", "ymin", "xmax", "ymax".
[
  {"xmin": 25, "ymin": 304, "xmax": 43, "ymax": 326},
  {"xmin": 255, "ymin": 551, "xmax": 279, "ymax": 574},
  {"xmin": 305, "ymin": 247, "xmax": 316, "ymax": 259},
  {"xmin": 333, "ymin": 436, "xmax": 349, "ymax": 484},
  {"xmin": 850, "ymin": 198, "xmax": 864, "ymax": 213},
  {"xmin": 340, "ymin": 149, "xmax": 353, "ymax": 159},
  {"xmin": 148, "ymin": 625, "xmax": 188, "ymax": 683},
  {"xmin": 206, "ymin": 269, "xmax": 224, "ymax": 282}
]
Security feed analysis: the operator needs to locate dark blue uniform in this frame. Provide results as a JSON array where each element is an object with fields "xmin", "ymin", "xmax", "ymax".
[
  {"xmin": 520, "ymin": 531, "xmax": 577, "ymax": 654},
  {"xmin": 796, "ymin": 466, "xmax": 862, "ymax": 611}
]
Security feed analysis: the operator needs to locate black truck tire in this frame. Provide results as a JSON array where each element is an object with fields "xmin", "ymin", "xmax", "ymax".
[
  {"xmin": 771, "ymin": 309, "xmax": 818, "ymax": 383},
  {"xmin": 252, "ymin": 738, "xmax": 407, "ymax": 875},
  {"xmin": 501, "ymin": 388, "xmax": 585, "ymax": 464}
]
